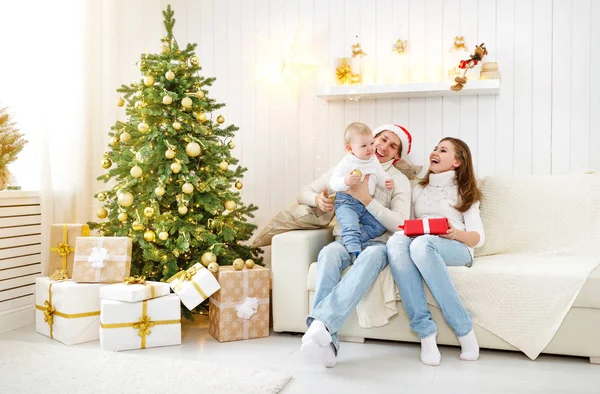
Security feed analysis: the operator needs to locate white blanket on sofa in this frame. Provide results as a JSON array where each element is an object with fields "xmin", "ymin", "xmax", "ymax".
[{"xmin": 356, "ymin": 252, "xmax": 600, "ymax": 360}]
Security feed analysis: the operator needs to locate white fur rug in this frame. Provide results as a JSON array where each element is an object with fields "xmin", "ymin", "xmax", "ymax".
[{"xmin": 0, "ymin": 340, "xmax": 291, "ymax": 394}]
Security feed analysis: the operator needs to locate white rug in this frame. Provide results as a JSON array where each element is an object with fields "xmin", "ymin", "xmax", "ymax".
[{"xmin": 0, "ymin": 340, "xmax": 292, "ymax": 394}]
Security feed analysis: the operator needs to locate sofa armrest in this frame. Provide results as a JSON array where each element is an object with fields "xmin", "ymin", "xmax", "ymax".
[{"xmin": 271, "ymin": 228, "xmax": 334, "ymax": 333}]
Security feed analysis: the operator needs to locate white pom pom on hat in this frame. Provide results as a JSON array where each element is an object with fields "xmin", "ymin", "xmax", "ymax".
[{"xmin": 372, "ymin": 124, "xmax": 413, "ymax": 159}]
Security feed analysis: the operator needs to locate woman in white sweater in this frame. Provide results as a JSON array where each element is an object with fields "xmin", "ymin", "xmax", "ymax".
[
  {"xmin": 298, "ymin": 124, "xmax": 412, "ymax": 368},
  {"xmin": 387, "ymin": 137, "xmax": 485, "ymax": 367}
]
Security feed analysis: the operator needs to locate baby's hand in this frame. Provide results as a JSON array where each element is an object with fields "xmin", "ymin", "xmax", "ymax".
[
  {"xmin": 344, "ymin": 172, "xmax": 361, "ymax": 186},
  {"xmin": 385, "ymin": 179, "xmax": 395, "ymax": 190}
]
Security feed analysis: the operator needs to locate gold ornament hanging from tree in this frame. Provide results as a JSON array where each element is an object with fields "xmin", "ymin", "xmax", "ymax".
[
  {"xmin": 154, "ymin": 186, "xmax": 165, "ymax": 196},
  {"xmin": 101, "ymin": 158, "xmax": 112, "ymax": 169},
  {"xmin": 182, "ymin": 182, "xmax": 194, "ymax": 194},
  {"xmin": 138, "ymin": 122, "xmax": 149, "ymax": 133},
  {"xmin": 110, "ymin": 136, "xmax": 118, "ymax": 147},
  {"xmin": 227, "ymin": 141, "xmax": 235, "ymax": 150},
  {"xmin": 130, "ymin": 165, "xmax": 143, "ymax": 178},
  {"xmin": 97, "ymin": 207, "xmax": 108, "ymax": 219},
  {"xmin": 185, "ymin": 142, "xmax": 201, "ymax": 157},
  {"xmin": 219, "ymin": 161, "xmax": 229, "ymax": 171},
  {"xmin": 165, "ymin": 148, "xmax": 176, "ymax": 159},
  {"xmin": 97, "ymin": 192, "xmax": 107, "ymax": 201},
  {"xmin": 158, "ymin": 231, "xmax": 169, "ymax": 241},
  {"xmin": 181, "ymin": 97, "xmax": 193, "ymax": 109},
  {"xmin": 143, "ymin": 230, "xmax": 156, "ymax": 242},
  {"xmin": 116, "ymin": 97, "xmax": 125, "ymax": 107},
  {"xmin": 118, "ymin": 212, "xmax": 128, "ymax": 222},
  {"xmin": 190, "ymin": 56, "xmax": 200, "ymax": 66},
  {"xmin": 120, "ymin": 132, "xmax": 132, "ymax": 143},
  {"xmin": 235, "ymin": 181, "xmax": 243, "ymax": 190},
  {"xmin": 162, "ymin": 95, "xmax": 173, "ymax": 105},
  {"xmin": 132, "ymin": 222, "xmax": 145, "ymax": 231},
  {"xmin": 143, "ymin": 207, "xmax": 155, "ymax": 217},
  {"xmin": 172, "ymin": 121, "xmax": 181, "ymax": 130},
  {"xmin": 224, "ymin": 200, "xmax": 237, "ymax": 211},
  {"xmin": 144, "ymin": 75, "xmax": 155, "ymax": 86},
  {"xmin": 118, "ymin": 192, "xmax": 134, "ymax": 207},
  {"xmin": 216, "ymin": 115, "xmax": 225, "ymax": 124},
  {"xmin": 196, "ymin": 89, "xmax": 205, "ymax": 99},
  {"xmin": 165, "ymin": 70, "xmax": 175, "ymax": 80},
  {"xmin": 195, "ymin": 112, "xmax": 206, "ymax": 122},
  {"xmin": 161, "ymin": 44, "xmax": 170, "ymax": 54},
  {"xmin": 170, "ymin": 162, "xmax": 182, "ymax": 173},
  {"xmin": 178, "ymin": 205, "xmax": 188, "ymax": 215}
]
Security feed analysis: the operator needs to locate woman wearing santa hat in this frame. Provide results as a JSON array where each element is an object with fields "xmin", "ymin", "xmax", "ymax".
[{"xmin": 297, "ymin": 123, "xmax": 413, "ymax": 368}]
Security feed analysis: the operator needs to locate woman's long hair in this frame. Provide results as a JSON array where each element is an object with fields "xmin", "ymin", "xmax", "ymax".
[{"xmin": 419, "ymin": 137, "xmax": 481, "ymax": 212}]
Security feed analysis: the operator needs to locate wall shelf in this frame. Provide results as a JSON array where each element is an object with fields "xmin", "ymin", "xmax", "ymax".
[{"xmin": 315, "ymin": 79, "xmax": 500, "ymax": 101}]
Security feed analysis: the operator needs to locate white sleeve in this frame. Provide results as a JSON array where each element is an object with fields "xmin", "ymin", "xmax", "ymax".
[
  {"xmin": 365, "ymin": 172, "xmax": 411, "ymax": 232},
  {"xmin": 375, "ymin": 162, "xmax": 392, "ymax": 188},
  {"xmin": 329, "ymin": 158, "xmax": 352, "ymax": 192},
  {"xmin": 297, "ymin": 168, "xmax": 334, "ymax": 206},
  {"xmin": 463, "ymin": 201, "xmax": 485, "ymax": 248}
]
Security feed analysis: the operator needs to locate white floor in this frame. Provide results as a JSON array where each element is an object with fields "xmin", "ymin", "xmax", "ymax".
[{"xmin": 2, "ymin": 316, "xmax": 599, "ymax": 394}]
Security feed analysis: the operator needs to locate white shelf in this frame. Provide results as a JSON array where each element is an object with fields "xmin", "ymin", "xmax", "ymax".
[{"xmin": 315, "ymin": 80, "xmax": 500, "ymax": 101}]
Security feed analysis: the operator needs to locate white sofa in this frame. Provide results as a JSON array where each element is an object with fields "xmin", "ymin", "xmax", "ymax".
[{"xmin": 271, "ymin": 174, "xmax": 600, "ymax": 363}]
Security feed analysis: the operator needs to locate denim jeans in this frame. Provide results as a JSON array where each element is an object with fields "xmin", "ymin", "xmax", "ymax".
[
  {"xmin": 386, "ymin": 233, "xmax": 473, "ymax": 338},
  {"xmin": 334, "ymin": 192, "xmax": 386, "ymax": 254},
  {"xmin": 307, "ymin": 240, "xmax": 388, "ymax": 354}
]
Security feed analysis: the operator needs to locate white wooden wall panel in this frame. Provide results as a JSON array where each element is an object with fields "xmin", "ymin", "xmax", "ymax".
[{"xmin": 108, "ymin": 0, "xmax": 600, "ymax": 233}]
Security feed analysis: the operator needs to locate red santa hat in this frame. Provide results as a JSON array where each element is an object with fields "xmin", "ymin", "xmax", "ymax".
[{"xmin": 372, "ymin": 124, "xmax": 412, "ymax": 159}]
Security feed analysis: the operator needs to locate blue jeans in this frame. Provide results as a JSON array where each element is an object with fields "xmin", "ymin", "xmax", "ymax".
[
  {"xmin": 334, "ymin": 192, "xmax": 386, "ymax": 254},
  {"xmin": 386, "ymin": 233, "xmax": 473, "ymax": 338},
  {"xmin": 307, "ymin": 240, "xmax": 388, "ymax": 354}
]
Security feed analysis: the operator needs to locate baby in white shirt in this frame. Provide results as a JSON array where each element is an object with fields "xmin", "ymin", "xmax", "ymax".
[{"xmin": 330, "ymin": 122, "xmax": 394, "ymax": 258}]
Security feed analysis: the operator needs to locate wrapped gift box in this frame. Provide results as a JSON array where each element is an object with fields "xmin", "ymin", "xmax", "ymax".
[
  {"xmin": 167, "ymin": 263, "xmax": 220, "ymax": 310},
  {"xmin": 48, "ymin": 224, "xmax": 90, "ymax": 278},
  {"xmin": 100, "ymin": 294, "xmax": 181, "ymax": 351},
  {"xmin": 398, "ymin": 217, "xmax": 449, "ymax": 237},
  {"xmin": 72, "ymin": 237, "xmax": 132, "ymax": 283},
  {"xmin": 208, "ymin": 266, "xmax": 270, "ymax": 342},
  {"xmin": 99, "ymin": 276, "xmax": 171, "ymax": 303},
  {"xmin": 35, "ymin": 277, "xmax": 104, "ymax": 345}
]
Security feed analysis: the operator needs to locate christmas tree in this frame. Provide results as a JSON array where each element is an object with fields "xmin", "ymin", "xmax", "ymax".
[
  {"xmin": 0, "ymin": 107, "xmax": 27, "ymax": 190},
  {"xmin": 90, "ymin": 6, "xmax": 262, "ymax": 288}
]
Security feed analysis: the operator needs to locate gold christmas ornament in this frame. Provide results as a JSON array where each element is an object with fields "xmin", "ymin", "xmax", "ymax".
[
  {"xmin": 116, "ymin": 97, "xmax": 125, "ymax": 107},
  {"xmin": 219, "ymin": 161, "xmax": 229, "ymax": 171},
  {"xmin": 351, "ymin": 169, "xmax": 363, "ymax": 177},
  {"xmin": 190, "ymin": 56, "xmax": 200, "ymax": 66},
  {"xmin": 101, "ymin": 158, "xmax": 112, "ymax": 169},
  {"xmin": 132, "ymin": 221, "xmax": 145, "ymax": 231},
  {"xmin": 224, "ymin": 200, "xmax": 237, "ymax": 211},
  {"xmin": 216, "ymin": 115, "xmax": 225, "ymax": 124},
  {"xmin": 143, "ymin": 229, "xmax": 156, "ymax": 242},
  {"xmin": 227, "ymin": 141, "xmax": 235, "ymax": 150},
  {"xmin": 173, "ymin": 121, "xmax": 181, "ymax": 130},
  {"xmin": 182, "ymin": 182, "xmax": 194, "ymax": 194},
  {"xmin": 138, "ymin": 122, "xmax": 150, "ymax": 133},
  {"xmin": 143, "ymin": 207, "xmax": 155, "ymax": 217},
  {"xmin": 235, "ymin": 181, "xmax": 243, "ymax": 190},
  {"xmin": 110, "ymin": 136, "xmax": 119, "ymax": 147},
  {"xmin": 165, "ymin": 148, "xmax": 176, "ymax": 159},
  {"xmin": 233, "ymin": 258, "xmax": 244, "ymax": 270},
  {"xmin": 144, "ymin": 75, "xmax": 155, "ymax": 87},
  {"xmin": 162, "ymin": 95, "xmax": 173, "ymax": 105},
  {"xmin": 130, "ymin": 165, "xmax": 143, "ymax": 178},
  {"xmin": 97, "ymin": 207, "xmax": 108, "ymax": 219},
  {"xmin": 185, "ymin": 142, "xmax": 201, "ymax": 157},
  {"xmin": 207, "ymin": 262, "xmax": 219, "ymax": 273},
  {"xmin": 161, "ymin": 44, "xmax": 170, "ymax": 54},
  {"xmin": 178, "ymin": 205, "xmax": 188, "ymax": 215},
  {"xmin": 154, "ymin": 186, "xmax": 165, "ymax": 196},
  {"xmin": 170, "ymin": 162, "xmax": 182, "ymax": 173},
  {"xmin": 165, "ymin": 70, "xmax": 175, "ymax": 80},
  {"xmin": 118, "ymin": 212, "xmax": 128, "ymax": 222},
  {"xmin": 117, "ymin": 192, "xmax": 134, "ymax": 207},
  {"xmin": 181, "ymin": 97, "xmax": 193, "ymax": 109},
  {"xmin": 97, "ymin": 192, "xmax": 107, "ymax": 202},
  {"xmin": 158, "ymin": 231, "xmax": 169, "ymax": 241},
  {"xmin": 195, "ymin": 112, "xmax": 207, "ymax": 122},
  {"xmin": 120, "ymin": 132, "xmax": 132, "ymax": 143},
  {"xmin": 196, "ymin": 89, "xmax": 205, "ymax": 99},
  {"xmin": 245, "ymin": 259, "xmax": 255, "ymax": 269},
  {"xmin": 201, "ymin": 252, "xmax": 217, "ymax": 267}
]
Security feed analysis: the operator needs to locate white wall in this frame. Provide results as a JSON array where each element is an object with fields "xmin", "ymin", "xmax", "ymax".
[{"xmin": 111, "ymin": 0, "xmax": 600, "ymax": 230}]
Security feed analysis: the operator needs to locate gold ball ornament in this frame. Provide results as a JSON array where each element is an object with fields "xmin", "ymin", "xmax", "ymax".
[
  {"xmin": 165, "ymin": 70, "xmax": 175, "ymax": 80},
  {"xmin": 245, "ymin": 259, "xmax": 255, "ymax": 269},
  {"xmin": 233, "ymin": 258, "xmax": 244, "ymax": 270},
  {"xmin": 161, "ymin": 44, "xmax": 170, "ymax": 54},
  {"xmin": 178, "ymin": 205, "xmax": 188, "ymax": 215},
  {"xmin": 181, "ymin": 97, "xmax": 193, "ymax": 109},
  {"xmin": 201, "ymin": 252, "xmax": 217, "ymax": 267},
  {"xmin": 219, "ymin": 161, "xmax": 229, "ymax": 171},
  {"xmin": 185, "ymin": 142, "xmax": 201, "ymax": 157},
  {"xmin": 196, "ymin": 90, "xmax": 205, "ymax": 99},
  {"xmin": 216, "ymin": 115, "xmax": 225, "ymax": 124},
  {"xmin": 154, "ymin": 186, "xmax": 165, "ymax": 197},
  {"xmin": 162, "ymin": 95, "xmax": 173, "ymax": 105},
  {"xmin": 173, "ymin": 121, "xmax": 181, "ymax": 130},
  {"xmin": 110, "ymin": 136, "xmax": 119, "ymax": 147},
  {"xmin": 101, "ymin": 158, "xmax": 112, "ymax": 169},
  {"xmin": 190, "ymin": 56, "xmax": 200, "ymax": 66},
  {"xmin": 165, "ymin": 148, "xmax": 176, "ymax": 159},
  {"xmin": 116, "ymin": 97, "xmax": 125, "ymax": 107},
  {"xmin": 97, "ymin": 192, "xmax": 107, "ymax": 202},
  {"xmin": 97, "ymin": 207, "xmax": 108, "ymax": 219},
  {"xmin": 351, "ymin": 169, "xmax": 363, "ymax": 177},
  {"xmin": 235, "ymin": 181, "xmax": 243, "ymax": 190},
  {"xmin": 227, "ymin": 141, "xmax": 235, "ymax": 150},
  {"xmin": 158, "ymin": 231, "xmax": 169, "ymax": 241},
  {"xmin": 130, "ymin": 165, "xmax": 143, "ymax": 178},
  {"xmin": 143, "ymin": 207, "xmax": 155, "ymax": 217},
  {"xmin": 195, "ymin": 112, "xmax": 207, "ymax": 122},
  {"xmin": 170, "ymin": 162, "xmax": 182, "ymax": 173},
  {"xmin": 207, "ymin": 262, "xmax": 219, "ymax": 273},
  {"xmin": 144, "ymin": 75, "xmax": 155, "ymax": 86},
  {"xmin": 143, "ymin": 230, "xmax": 156, "ymax": 242},
  {"xmin": 117, "ymin": 192, "xmax": 134, "ymax": 207},
  {"xmin": 117, "ymin": 212, "xmax": 128, "ymax": 222},
  {"xmin": 182, "ymin": 183, "xmax": 194, "ymax": 194},
  {"xmin": 132, "ymin": 222, "xmax": 145, "ymax": 231},
  {"xmin": 137, "ymin": 122, "xmax": 149, "ymax": 133},
  {"xmin": 224, "ymin": 200, "xmax": 237, "ymax": 211},
  {"xmin": 120, "ymin": 132, "xmax": 132, "ymax": 143}
]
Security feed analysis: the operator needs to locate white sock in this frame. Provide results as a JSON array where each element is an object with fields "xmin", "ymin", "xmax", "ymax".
[
  {"xmin": 420, "ymin": 333, "xmax": 441, "ymax": 366},
  {"xmin": 458, "ymin": 330, "xmax": 479, "ymax": 361},
  {"xmin": 301, "ymin": 340, "xmax": 337, "ymax": 368},
  {"xmin": 302, "ymin": 320, "xmax": 332, "ymax": 347}
]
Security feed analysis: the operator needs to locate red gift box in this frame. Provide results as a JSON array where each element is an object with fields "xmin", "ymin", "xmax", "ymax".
[{"xmin": 399, "ymin": 217, "xmax": 449, "ymax": 236}]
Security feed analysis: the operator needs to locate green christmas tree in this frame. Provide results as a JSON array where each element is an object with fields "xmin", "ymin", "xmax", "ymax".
[{"xmin": 90, "ymin": 6, "xmax": 262, "ymax": 288}]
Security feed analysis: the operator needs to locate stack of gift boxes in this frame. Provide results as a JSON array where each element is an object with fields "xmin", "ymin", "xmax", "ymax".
[{"xmin": 37, "ymin": 223, "xmax": 270, "ymax": 350}]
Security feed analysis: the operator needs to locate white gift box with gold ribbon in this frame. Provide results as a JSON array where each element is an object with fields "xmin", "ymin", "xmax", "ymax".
[
  {"xmin": 99, "ymin": 276, "xmax": 171, "ymax": 303},
  {"xmin": 35, "ymin": 277, "xmax": 105, "ymax": 345},
  {"xmin": 100, "ymin": 294, "xmax": 181, "ymax": 351},
  {"xmin": 167, "ymin": 263, "xmax": 221, "ymax": 310}
]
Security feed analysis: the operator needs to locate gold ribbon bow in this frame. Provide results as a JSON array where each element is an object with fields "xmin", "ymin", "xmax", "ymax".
[
  {"xmin": 336, "ymin": 61, "xmax": 352, "ymax": 84},
  {"xmin": 167, "ymin": 265, "xmax": 208, "ymax": 299},
  {"xmin": 50, "ymin": 225, "xmax": 90, "ymax": 272},
  {"xmin": 50, "ymin": 269, "xmax": 69, "ymax": 281},
  {"xmin": 124, "ymin": 275, "xmax": 156, "ymax": 298},
  {"xmin": 42, "ymin": 300, "xmax": 55, "ymax": 326}
]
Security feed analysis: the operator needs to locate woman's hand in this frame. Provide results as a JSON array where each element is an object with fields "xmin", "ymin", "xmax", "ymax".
[
  {"xmin": 439, "ymin": 220, "xmax": 462, "ymax": 241},
  {"xmin": 315, "ymin": 188, "xmax": 334, "ymax": 212},
  {"xmin": 346, "ymin": 174, "xmax": 373, "ymax": 206}
]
